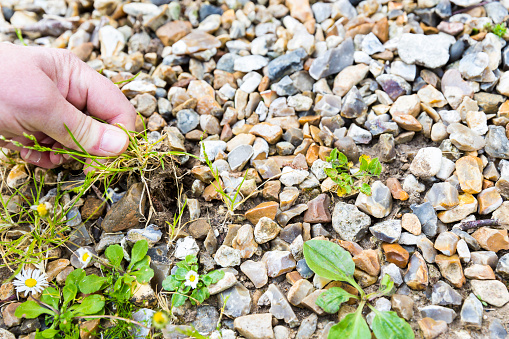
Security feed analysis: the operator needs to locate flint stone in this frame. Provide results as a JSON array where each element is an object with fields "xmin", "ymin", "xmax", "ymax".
[{"xmin": 397, "ymin": 33, "xmax": 455, "ymax": 69}]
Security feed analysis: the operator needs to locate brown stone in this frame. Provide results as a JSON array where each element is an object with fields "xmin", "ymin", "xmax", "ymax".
[
  {"xmin": 305, "ymin": 144, "xmax": 320, "ymax": 166},
  {"xmin": 191, "ymin": 165, "xmax": 214, "ymax": 183},
  {"xmin": 464, "ymin": 264, "xmax": 496, "ymax": 280},
  {"xmin": 155, "ymin": 21, "xmax": 192, "ymax": 46},
  {"xmin": 404, "ymin": 252, "xmax": 429, "ymax": 290},
  {"xmin": 299, "ymin": 115, "xmax": 321, "ymax": 126},
  {"xmin": 477, "ymin": 187, "xmax": 503, "ymax": 215},
  {"xmin": 418, "ymin": 317, "xmax": 448, "ymax": 339},
  {"xmin": 81, "ymin": 198, "xmax": 106, "ymax": 220},
  {"xmin": 353, "ymin": 268, "xmax": 378, "ymax": 287},
  {"xmin": 303, "ymin": 194, "xmax": 331, "ymax": 223},
  {"xmin": 472, "ymin": 227, "xmax": 509, "ymax": 252},
  {"xmin": 373, "ymin": 17, "xmax": 389, "ymax": 43},
  {"xmin": 71, "ymin": 42, "xmax": 94, "ymax": 62},
  {"xmin": 80, "ymin": 318, "xmax": 100, "ymax": 339},
  {"xmin": 0, "ymin": 283, "xmax": 14, "ymax": 300},
  {"xmin": 2, "ymin": 303, "xmax": 21, "ymax": 327},
  {"xmin": 187, "ymin": 219, "xmax": 211, "ymax": 240},
  {"xmin": 386, "ymin": 178, "xmax": 409, "ymax": 201},
  {"xmin": 435, "ymin": 254, "xmax": 466, "ymax": 288},
  {"xmin": 456, "ymin": 156, "xmax": 483, "ymax": 194},
  {"xmin": 46, "ymin": 259, "xmax": 70, "ymax": 282},
  {"xmin": 382, "ymin": 243, "xmax": 409, "ymax": 268},
  {"xmin": 286, "ymin": 271, "xmax": 303, "ymax": 285},
  {"xmin": 353, "ymin": 249, "xmax": 380, "ymax": 276},
  {"xmin": 392, "ymin": 114, "xmax": 423, "ymax": 131},
  {"xmin": 245, "ymin": 201, "xmax": 279, "ymax": 225},
  {"xmin": 262, "ymin": 181, "xmax": 281, "ymax": 201},
  {"xmin": 203, "ymin": 180, "xmax": 222, "ymax": 201},
  {"xmin": 301, "ymin": 289, "xmax": 326, "ymax": 315},
  {"xmin": 249, "ymin": 123, "xmax": 283, "ymax": 144},
  {"xmin": 401, "ymin": 213, "xmax": 421, "ymax": 235},
  {"xmin": 286, "ymin": 0, "xmax": 313, "ymax": 23},
  {"xmin": 434, "ymin": 232, "xmax": 459, "ymax": 256},
  {"xmin": 287, "ymin": 279, "xmax": 314, "ymax": 306},
  {"xmin": 337, "ymin": 240, "xmax": 363, "ymax": 256},
  {"xmin": 391, "ymin": 294, "xmax": 414, "ymax": 321},
  {"xmin": 101, "ymin": 183, "xmax": 146, "ymax": 233}
]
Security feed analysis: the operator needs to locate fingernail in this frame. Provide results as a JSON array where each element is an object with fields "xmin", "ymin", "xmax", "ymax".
[
  {"xmin": 25, "ymin": 149, "xmax": 41, "ymax": 163},
  {"xmin": 99, "ymin": 128, "xmax": 128, "ymax": 154}
]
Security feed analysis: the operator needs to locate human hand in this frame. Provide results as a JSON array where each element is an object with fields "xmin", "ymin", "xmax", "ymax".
[{"xmin": 0, "ymin": 43, "xmax": 136, "ymax": 169}]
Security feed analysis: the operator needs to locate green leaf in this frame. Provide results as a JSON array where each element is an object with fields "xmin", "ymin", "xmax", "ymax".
[
  {"xmin": 176, "ymin": 261, "xmax": 191, "ymax": 271},
  {"xmin": 337, "ymin": 151, "xmax": 348, "ymax": 165},
  {"xmin": 378, "ymin": 274, "xmax": 395, "ymax": 296},
  {"xmin": 303, "ymin": 240, "xmax": 355, "ymax": 282},
  {"xmin": 79, "ymin": 275, "xmax": 107, "ymax": 294},
  {"xmin": 328, "ymin": 308, "xmax": 371, "ymax": 339},
  {"xmin": 129, "ymin": 240, "xmax": 149, "ymax": 270},
  {"xmin": 131, "ymin": 266, "xmax": 154, "ymax": 284},
  {"xmin": 185, "ymin": 254, "xmax": 198, "ymax": 264},
  {"xmin": 190, "ymin": 287, "xmax": 209, "ymax": 305},
  {"xmin": 171, "ymin": 293, "xmax": 188, "ymax": 308},
  {"xmin": 201, "ymin": 270, "xmax": 224, "ymax": 286},
  {"xmin": 359, "ymin": 183, "xmax": 371, "ymax": 196},
  {"xmin": 131, "ymin": 255, "xmax": 151, "ymax": 271},
  {"xmin": 163, "ymin": 275, "xmax": 182, "ymax": 292},
  {"xmin": 72, "ymin": 294, "xmax": 105, "ymax": 315},
  {"xmin": 359, "ymin": 157, "xmax": 369, "ymax": 172},
  {"xmin": 368, "ymin": 158, "xmax": 382, "ymax": 176},
  {"xmin": 372, "ymin": 311, "xmax": 414, "ymax": 339},
  {"xmin": 63, "ymin": 284, "xmax": 77, "ymax": 306},
  {"xmin": 175, "ymin": 267, "xmax": 189, "ymax": 280},
  {"xmin": 41, "ymin": 328, "xmax": 59, "ymax": 338},
  {"xmin": 316, "ymin": 288, "xmax": 356, "ymax": 314},
  {"xmin": 40, "ymin": 287, "xmax": 60, "ymax": 311},
  {"xmin": 105, "ymin": 244, "xmax": 123, "ymax": 268},
  {"xmin": 15, "ymin": 300, "xmax": 55, "ymax": 318},
  {"xmin": 65, "ymin": 268, "xmax": 85, "ymax": 287}
]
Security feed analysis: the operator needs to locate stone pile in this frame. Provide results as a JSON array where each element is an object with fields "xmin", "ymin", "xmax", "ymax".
[{"xmin": 3, "ymin": 0, "xmax": 509, "ymax": 337}]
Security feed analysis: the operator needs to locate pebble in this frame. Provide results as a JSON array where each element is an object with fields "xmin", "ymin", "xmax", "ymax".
[
  {"xmin": 420, "ymin": 305, "xmax": 457, "ymax": 324},
  {"xmin": 262, "ymin": 251, "xmax": 296, "ymax": 277},
  {"xmin": 391, "ymin": 294, "xmax": 414, "ymax": 320},
  {"xmin": 370, "ymin": 220, "xmax": 401, "ymax": 244},
  {"xmin": 404, "ymin": 252, "xmax": 429, "ymax": 290},
  {"xmin": 398, "ymin": 33, "xmax": 455, "ymax": 69},
  {"xmin": 219, "ymin": 283, "xmax": 252, "ymax": 318},
  {"xmin": 234, "ymin": 314, "xmax": 274, "ymax": 339},
  {"xmin": 332, "ymin": 202, "xmax": 371, "ymax": 242},
  {"xmin": 470, "ymin": 280, "xmax": 509, "ymax": 307},
  {"xmin": 410, "ymin": 147, "xmax": 443, "ymax": 178},
  {"xmin": 472, "ymin": 228, "xmax": 509, "ymax": 252},
  {"xmin": 432, "ymin": 281, "xmax": 463, "ymax": 306},
  {"xmin": 411, "ymin": 202, "xmax": 438, "ymax": 237},
  {"xmin": 435, "ymin": 254, "xmax": 466, "ymax": 288},
  {"xmin": 260, "ymin": 284, "xmax": 298, "ymax": 326},
  {"xmin": 418, "ymin": 317, "xmax": 448, "ymax": 339},
  {"xmin": 355, "ymin": 180, "xmax": 392, "ymax": 218},
  {"xmin": 214, "ymin": 245, "xmax": 241, "ymax": 267},
  {"xmin": 490, "ymin": 319, "xmax": 508, "ymax": 339}
]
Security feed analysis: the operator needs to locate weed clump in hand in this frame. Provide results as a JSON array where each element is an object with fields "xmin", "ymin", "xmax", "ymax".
[
  {"xmin": 324, "ymin": 149, "xmax": 382, "ymax": 196},
  {"xmin": 303, "ymin": 239, "xmax": 414, "ymax": 339}
]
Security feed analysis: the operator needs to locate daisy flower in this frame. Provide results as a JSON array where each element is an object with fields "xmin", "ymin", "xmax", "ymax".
[
  {"xmin": 30, "ymin": 202, "xmax": 52, "ymax": 218},
  {"xmin": 152, "ymin": 311, "xmax": 169, "ymax": 329},
  {"xmin": 184, "ymin": 270, "xmax": 199, "ymax": 289},
  {"xmin": 13, "ymin": 268, "xmax": 49, "ymax": 295},
  {"xmin": 75, "ymin": 247, "xmax": 93, "ymax": 268}
]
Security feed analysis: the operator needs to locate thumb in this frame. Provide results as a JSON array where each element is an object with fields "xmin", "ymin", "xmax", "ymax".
[{"xmin": 45, "ymin": 97, "xmax": 130, "ymax": 156}]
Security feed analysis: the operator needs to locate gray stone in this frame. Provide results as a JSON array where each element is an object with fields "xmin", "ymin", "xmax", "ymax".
[
  {"xmin": 432, "ymin": 281, "xmax": 463, "ymax": 306},
  {"xmin": 471, "ymin": 280, "xmax": 509, "ymax": 307},
  {"xmin": 267, "ymin": 48, "xmax": 307, "ymax": 80},
  {"xmin": 369, "ymin": 220, "xmax": 401, "ymax": 243},
  {"xmin": 362, "ymin": 33, "xmax": 384, "ymax": 55},
  {"xmin": 309, "ymin": 38, "xmax": 354, "ymax": 80},
  {"xmin": 409, "ymin": 147, "xmax": 443, "ymax": 178},
  {"xmin": 485, "ymin": 126, "xmax": 509, "ymax": 159},
  {"xmin": 419, "ymin": 305, "xmax": 457, "ymax": 324},
  {"xmin": 177, "ymin": 109, "xmax": 200, "ymax": 134},
  {"xmin": 260, "ymin": 284, "xmax": 298, "ymax": 327},
  {"xmin": 228, "ymin": 144, "xmax": 254, "ymax": 171},
  {"xmin": 376, "ymin": 74, "xmax": 411, "ymax": 101},
  {"xmin": 234, "ymin": 314, "xmax": 274, "ymax": 339},
  {"xmin": 397, "ymin": 33, "xmax": 455, "ymax": 69},
  {"xmin": 496, "ymin": 253, "xmax": 509, "ymax": 278},
  {"xmin": 447, "ymin": 123, "xmax": 486, "ymax": 152},
  {"xmin": 411, "ymin": 202, "xmax": 438, "ymax": 237},
  {"xmin": 490, "ymin": 319, "xmax": 508, "ymax": 339},
  {"xmin": 126, "ymin": 224, "xmax": 162, "ymax": 247},
  {"xmin": 355, "ymin": 181, "xmax": 392, "ymax": 218},
  {"xmin": 192, "ymin": 306, "xmax": 219, "ymax": 335},
  {"xmin": 460, "ymin": 293, "xmax": 483, "ymax": 329},
  {"xmin": 332, "ymin": 202, "xmax": 371, "ymax": 242},
  {"xmin": 218, "ymin": 283, "xmax": 252, "ymax": 317}
]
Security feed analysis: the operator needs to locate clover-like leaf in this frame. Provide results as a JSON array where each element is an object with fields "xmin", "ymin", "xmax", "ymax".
[
  {"xmin": 129, "ymin": 240, "xmax": 148, "ymax": 270},
  {"xmin": 163, "ymin": 275, "xmax": 182, "ymax": 292},
  {"xmin": 201, "ymin": 270, "xmax": 224, "ymax": 286},
  {"xmin": 105, "ymin": 244, "xmax": 123, "ymax": 268}
]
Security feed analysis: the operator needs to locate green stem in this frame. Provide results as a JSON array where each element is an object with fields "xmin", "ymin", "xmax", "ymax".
[{"xmin": 346, "ymin": 277, "xmax": 366, "ymax": 299}]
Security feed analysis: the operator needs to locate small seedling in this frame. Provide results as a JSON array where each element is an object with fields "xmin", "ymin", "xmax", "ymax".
[
  {"xmin": 303, "ymin": 239, "xmax": 414, "ymax": 339},
  {"xmin": 485, "ymin": 23, "xmax": 507, "ymax": 38},
  {"xmin": 162, "ymin": 254, "xmax": 224, "ymax": 309},
  {"xmin": 324, "ymin": 149, "xmax": 382, "ymax": 196}
]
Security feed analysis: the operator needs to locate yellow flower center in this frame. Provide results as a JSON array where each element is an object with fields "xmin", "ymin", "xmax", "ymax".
[
  {"xmin": 37, "ymin": 204, "xmax": 48, "ymax": 217},
  {"xmin": 189, "ymin": 274, "xmax": 196, "ymax": 282},
  {"xmin": 25, "ymin": 278, "xmax": 37, "ymax": 288},
  {"xmin": 153, "ymin": 312, "xmax": 165, "ymax": 324},
  {"xmin": 82, "ymin": 252, "xmax": 90, "ymax": 262}
]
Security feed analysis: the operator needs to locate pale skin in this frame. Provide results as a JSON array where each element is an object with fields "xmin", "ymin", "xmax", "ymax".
[{"xmin": 0, "ymin": 43, "xmax": 137, "ymax": 169}]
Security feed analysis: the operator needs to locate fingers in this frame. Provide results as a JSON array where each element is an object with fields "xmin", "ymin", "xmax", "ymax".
[
  {"xmin": 49, "ymin": 49, "xmax": 137, "ymax": 131},
  {"xmin": 41, "ymin": 95, "xmax": 130, "ymax": 156},
  {"xmin": 0, "ymin": 137, "xmax": 57, "ymax": 169}
]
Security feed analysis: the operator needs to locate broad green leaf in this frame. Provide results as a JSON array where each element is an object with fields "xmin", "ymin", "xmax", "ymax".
[
  {"xmin": 175, "ymin": 267, "xmax": 189, "ymax": 280},
  {"xmin": 131, "ymin": 255, "xmax": 151, "ymax": 271},
  {"xmin": 171, "ymin": 293, "xmax": 188, "ymax": 308},
  {"xmin": 303, "ymin": 240, "xmax": 355, "ymax": 282},
  {"xmin": 79, "ymin": 274, "xmax": 107, "ymax": 294},
  {"xmin": 15, "ymin": 300, "xmax": 55, "ymax": 318},
  {"xmin": 72, "ymin": 294, "xmax": 105, "ymax": 315},
  {"xmin": 105, "ymin": 244, "xmax": 123, "ymax": 268},
  {"xmin": 372, "ymin": 311, "xmax": 414, "ymax": 339},
  {"xmin": 41, "ymin": 328, "xmax": 59, "ymax": 338},
  {"xmin": 40, "ymin": 287, "xmax": 60, "ymax": 311},
  {"xmin": 378, "ymin": 274, "xmax": 395, "ymax": 296},
  {"xmin": 176, "ymin": 261, "xmax": 191, "ymax": 270},
  {"xmin": 129, "ymin": 240, "xmax": 148, "ymax": 269},
  {"xmin": 328, "ymin": 309, "xmax": 370, "ymax": 339},
  {"xmin": 359, "ymin": 157, "xmax": 369, "ymax": 172},
  {"xmin": 190, "ymin": 287, "xmax": 209, "ymax": 305},
  {"xmin": 337, "ymin": 151, "xmax": 348, "ymax": 165},
  {"xmin": 65, "ymin": 268, "xmax": 85, "ymax": 287},
  {"xmin": 163, "ymin": 275, "xmax": 182, "ymax": 292},
  {"xmin": 185, "ymin": 254, "xmax": 198, "ymax": 264},
  {"xmin": 368, "ymin": 158, "xmax": 382, "ymax": 176},
  {"xmin": 316, "ymin": 288, "xmax": 356, "ymax": 314},
  {"xmin": 201, "ymin": 270, "xmax": 224, "ymax": 286},
  {"xmin": 63, "ymin": 284, "xmax": 77, "ymax": 306},
  {"xmin": 131, "ymin": 266, "xmax": 154, "ymax": 284}
]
